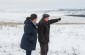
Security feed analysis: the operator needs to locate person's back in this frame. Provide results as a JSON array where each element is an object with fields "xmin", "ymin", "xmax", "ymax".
[
  {"xmin": 20, "ymin": 14, "xmax": 38, "ymax": 55},
  {"xmin": 38, "ymin": 18, "xmax": 50, "ymax": 44},
  {"xmin": 38, "ymin": 14, "xmax": 61, "ymax": 44},
  {"xmin": 21, "ymin": 17, "xmax": 37, "ymax": 50},
  {"xmin": 38, "ymin": 14, "xmax": 61, "ymax": 55}
]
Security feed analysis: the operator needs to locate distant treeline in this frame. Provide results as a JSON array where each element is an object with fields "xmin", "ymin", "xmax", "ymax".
[
  {"xmin": 66, "ymin": 15, "xmax": 85, "ymax": 17},
  {"xmin": 57, "ymin": 9, "xmax": 85, "ymax": 11}
]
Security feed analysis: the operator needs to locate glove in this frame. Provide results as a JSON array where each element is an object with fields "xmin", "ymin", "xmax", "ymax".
[{"xmin": 58, "ymin": 18, "xmax": 61, "ymax": 21}]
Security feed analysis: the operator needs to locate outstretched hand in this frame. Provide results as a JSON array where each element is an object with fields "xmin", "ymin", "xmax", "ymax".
[{"xmin": 58, "ymin": 18, "xmax": 61, "ymax": 21}]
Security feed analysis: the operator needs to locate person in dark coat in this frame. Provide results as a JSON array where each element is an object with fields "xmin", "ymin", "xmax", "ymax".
[
  {"xmin": 38, "ymin": 14, "xmax": 61, "ymax": 55},
  {"xmin": 20, "ymin": 14, "xmax": 38, "ymax": 55}
]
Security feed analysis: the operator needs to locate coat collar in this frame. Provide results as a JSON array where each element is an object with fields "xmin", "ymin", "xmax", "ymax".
[{"xmin": 24, "ymin": 17, "xmax": 37, "ymax": 28}]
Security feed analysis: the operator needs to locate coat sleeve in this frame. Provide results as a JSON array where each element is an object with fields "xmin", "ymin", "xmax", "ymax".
[
  {"xmin": 49, "ymin": 18, "xmax": 61, "ymax": 24},
  {"xmin": 38, "ymin": 23, "xmax": 46, "ymax": 43},
  {"xmin": 24, "ymin": 24, "xmax": 35, "ymax": 41}
]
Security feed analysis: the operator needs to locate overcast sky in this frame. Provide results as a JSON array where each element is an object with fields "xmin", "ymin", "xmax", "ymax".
[{"xmin": 0, "ymin": 0, "xmax": 85, "ymax": 10}]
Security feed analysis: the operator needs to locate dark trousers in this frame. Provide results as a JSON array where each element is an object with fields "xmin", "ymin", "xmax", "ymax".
[
  {"xmin": 26, "ymin": 50, "xmax": 32, "ymax": 55},
  {"xmin": 40, "ymin": 43, "xmax": 48, "ymax": 55}
]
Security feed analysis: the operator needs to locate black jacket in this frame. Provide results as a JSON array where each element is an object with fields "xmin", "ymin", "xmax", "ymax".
[
  {"xmin": 38, "ymin": 18, "xmax": 61, "ymax": 43},
  {"xmin": 20, "ymin": 18, "xmax": 38, "ymax": 51}
]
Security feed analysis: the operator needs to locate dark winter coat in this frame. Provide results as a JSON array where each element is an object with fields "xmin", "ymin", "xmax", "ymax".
[
  {"xmin": 38, "ymin": 18, "xmax": 61, "ymax": 44},
  {"xmin": 20, "ymin": 18, "xmax": 38, "ymax": 51}
]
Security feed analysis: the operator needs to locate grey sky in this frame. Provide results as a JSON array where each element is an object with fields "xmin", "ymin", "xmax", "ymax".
[{"xmin": 0, "ymin": 0, "xmax": 85, "ymax": 10}]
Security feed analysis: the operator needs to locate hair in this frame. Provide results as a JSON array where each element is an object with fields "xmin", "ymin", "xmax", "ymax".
[{"xmin": 30, "ymin": 14, "xmax": 37, "ymax": 20}]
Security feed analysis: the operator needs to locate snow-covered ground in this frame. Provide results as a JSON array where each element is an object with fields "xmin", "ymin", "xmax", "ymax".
[
  {"xmin": 0, "ymin": 10, "xmax": 85, "ymax": 23},
  {"xmin": 0, "ymin": 10, "xmax": 85, "ymax": 55},
  {"xmin": 0, "ymin": 24, "xmax": 85, "ymax": 55}
]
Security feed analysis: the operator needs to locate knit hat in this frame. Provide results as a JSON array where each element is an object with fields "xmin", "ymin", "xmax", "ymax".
[{"xmin": 42, "ymin": 14, "xmax": 50, "ymax": 18}]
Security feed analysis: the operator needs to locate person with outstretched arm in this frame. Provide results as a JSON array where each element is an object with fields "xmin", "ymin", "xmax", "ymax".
[{"xmin": 38, "ymin": 14, "xmax": 61, "ymax": 55}]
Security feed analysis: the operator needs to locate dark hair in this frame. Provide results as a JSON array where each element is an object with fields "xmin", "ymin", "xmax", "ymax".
[{"xmin": 30, "ymin": 14, "xmax": 37, "ymax": 20}]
